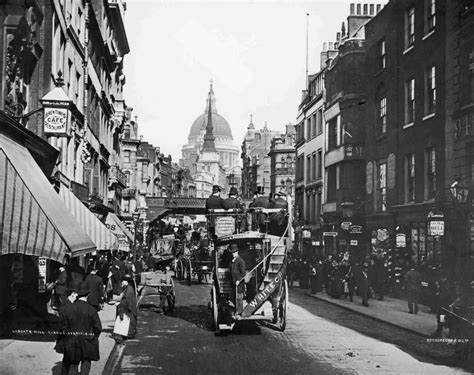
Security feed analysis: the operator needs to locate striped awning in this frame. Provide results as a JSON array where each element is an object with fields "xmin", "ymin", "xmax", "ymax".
[
  {"xmin": 105, "ymin": 213, "xmax": 133, "ymax": 252},
  {"xmin": 59, "ymin": 185, "xmax": 117, "ymax": 251},
  {"xmin": 0, "ymin": 135, "xmax": 96, "ymax": 262}
]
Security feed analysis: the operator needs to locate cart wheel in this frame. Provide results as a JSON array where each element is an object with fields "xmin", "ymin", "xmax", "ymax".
[
  {"xmin": 278, "ymin": 279, "xmax": 288, "ymax": 332},
  {"xmin": 177, "ymin": 259, "xmax": 183, "ymax": 280},
  {"xmin": 211, "ymin": 284, "xmax": 219, "ymax": 331},
  {"xmin": 187, "ymin": 262, "xmax": 193, "ymax": 286}
]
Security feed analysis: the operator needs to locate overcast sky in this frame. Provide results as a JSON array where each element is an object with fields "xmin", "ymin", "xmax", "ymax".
[{"xmin": 123, "ymin": 0, "xmax": 367, "ymax": 161}]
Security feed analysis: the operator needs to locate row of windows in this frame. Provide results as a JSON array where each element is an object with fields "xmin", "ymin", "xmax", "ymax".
[
  {"xmin": 306, "ymin": 150, "xmax": 323, "ymax": 183},
  {"xmin": 377, "ymin": 1, "xmax": 437, "ymax": 72},
  {"xmin": 306, "ymin": 108, "xmax": 324, "ymax": 140},
  {"xmin": 376, "ymin": 65, "xmax": 437, "ymax": 134},
  {"xmin": 374, "ymin": 147, "xmax": 436, "ymax": 212}
]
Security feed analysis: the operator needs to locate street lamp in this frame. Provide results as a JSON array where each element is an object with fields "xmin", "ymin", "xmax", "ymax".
[
  {"xmin": 132, "ymin": 209, "xmax": 141, "ymax": 262},
  {"xmin": 449, "ymin": 180, "xmax": 469, "ymax": 204}
]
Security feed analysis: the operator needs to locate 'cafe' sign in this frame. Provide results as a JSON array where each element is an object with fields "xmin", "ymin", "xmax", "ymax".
[
  {"xmin": 44, "ymin": 108, "xmax": 68, "ymax": 134},
  {"xmin": 40, "ymin": 86, "xmax": 72, "ymax": 136}
]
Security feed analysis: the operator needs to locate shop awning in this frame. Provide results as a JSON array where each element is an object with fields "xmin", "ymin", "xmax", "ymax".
[
  {"xmin": 59, "ymin": 185, "xmax": 117, "ymax": 251},
  {"xmin": 0, "ymin": 134, "xmax": 96, "ymax": 262},
  {"xmin": 105, "ymin": 212, "xmax": 133, "ymax": 252}
]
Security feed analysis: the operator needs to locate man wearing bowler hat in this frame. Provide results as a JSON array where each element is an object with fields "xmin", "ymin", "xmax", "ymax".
[
  {"xmin": 230, "ymin": 243, "xmax": 246, "ymax": 314},
  {"xmin": 60, "ymin": 281, "xmax": 102, "ymax": 375}
]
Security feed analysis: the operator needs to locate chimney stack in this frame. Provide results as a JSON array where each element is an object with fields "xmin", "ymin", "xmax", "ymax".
[{"xmin": 336, "ymin": 32, "xmax": 341, "ymax": 42}]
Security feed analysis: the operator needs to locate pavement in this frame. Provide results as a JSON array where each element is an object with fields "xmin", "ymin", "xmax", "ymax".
[
  {"xmin": 0, "ymin": 301, "xmax": 118, "ymax": 375},
  {"xmin": 292, "ymin": 283, "xmax": 438, "ymax": 337}
]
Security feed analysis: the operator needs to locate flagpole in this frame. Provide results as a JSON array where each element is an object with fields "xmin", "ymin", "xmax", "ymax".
[{"xmin": 306, "ymin": 12, "xmax": 309, "ymax": 91}]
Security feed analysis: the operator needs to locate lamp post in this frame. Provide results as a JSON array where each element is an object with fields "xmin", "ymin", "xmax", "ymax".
[{"xmin": 132, "ymin": 209, "xmax": 141, "ymax": 262}]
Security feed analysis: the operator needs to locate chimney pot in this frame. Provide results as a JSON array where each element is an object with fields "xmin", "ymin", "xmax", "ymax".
[
  {"xmin": 350, "ymin": 3, "xmax": 355, "ymax": 15},
  {"xmin": 357, "ymin": 3, "xmax": 361, "ymax": 15}
]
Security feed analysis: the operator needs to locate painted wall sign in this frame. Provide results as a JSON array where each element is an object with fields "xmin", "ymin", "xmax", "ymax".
[
  {"xmin": 366, "ymin": 161, "xmax": 373, "ymax": 194},
  {"xmin": 44, "ymin": 107, "xmax": 68, "ymax": 134},
  {"xmin": 387, "ymin": 153, "xmax": 396, "ymax": 189},
  {"xmin": 454, "ymin": 113, "xmax": 474, "ymax": 141}
]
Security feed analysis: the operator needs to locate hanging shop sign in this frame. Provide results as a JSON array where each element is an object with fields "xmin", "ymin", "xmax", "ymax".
[
  {"xmin": 350, "ymin": 225, "xmax": 363, "ymax": 234},
  {"xmin": 341, "ymin": 221, "xmax": 352, "ymax": 230},
  {"xmin": 396, "ymin": 233, "xmax": 406, "ymax": 248},
  {"xmin": 428, "ymin": 220, "xmax": 444, "ymax": 236},
  {"xmin": 323, "ymin": 232, "xmax": 338, "ymax": 237},
  {"xmin": 350, "ymin": 240, "xmax": 358, "ymax": 246},
  {"xmin": 302, "ymin": 230, "xmax": 311, "ymax": 238},
  {"xmin": 44, "ymin": 107, "xmax": 69, "ymax": 134}
]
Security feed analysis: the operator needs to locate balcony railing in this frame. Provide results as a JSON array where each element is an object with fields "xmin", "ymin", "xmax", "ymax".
[{"xmin": 110, "ymin": 165, "xmax": 127, "ymax": 187}]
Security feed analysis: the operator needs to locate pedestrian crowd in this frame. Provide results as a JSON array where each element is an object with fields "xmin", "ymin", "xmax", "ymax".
[
  {"xmin": 288, "ymin": 251, "xmax": 474, "ymax": 343},
  {"xmin": 48, "ymin": 250, "xmax": 150, "ymax": 374}
]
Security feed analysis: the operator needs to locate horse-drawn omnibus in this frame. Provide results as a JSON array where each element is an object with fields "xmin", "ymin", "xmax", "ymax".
[{"xmin": 208, "ymin": 207, "xmax": 290, "ymax": 332}]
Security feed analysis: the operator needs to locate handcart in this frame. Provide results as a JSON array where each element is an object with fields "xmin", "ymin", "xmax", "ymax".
[{"xmin": 137, "ymin": 270, "xmax": 175, "ymax": 313}]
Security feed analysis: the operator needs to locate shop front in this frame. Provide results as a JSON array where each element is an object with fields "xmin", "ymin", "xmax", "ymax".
[{"xmin": 0, "ymin": 114, "xmax": 96, "ymax": 335}]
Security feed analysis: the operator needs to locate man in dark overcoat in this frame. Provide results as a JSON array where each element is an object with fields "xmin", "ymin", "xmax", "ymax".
[
  {"xmin": 249, "ymin": 189, "xmax": 270, "ymax": 232},
  {"xmin": 405, "ymin": 266, "xmax": 422, "ymax": 314},
  {"xmin": 60, "ymin": 282, "xmax": 102, "ymax": 375},
  {"xmin": 206, "ymin": 185, "xmax": 224, "ymax": 238},
  {"xmin": 85, "ymin": 267, "xmax": 104, "ymax": 311},
  {"xmin": 269, "ymin": 191, "xmax": 288, "ymax": 236},
  {"xmin": 230, "ymin": 243, "xmax": 246, "ymax": 314}
]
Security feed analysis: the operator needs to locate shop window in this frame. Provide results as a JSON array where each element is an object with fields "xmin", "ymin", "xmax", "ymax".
[{"xmin": 411, "ymin": 223, "xmax": 427, "ymax": 265}]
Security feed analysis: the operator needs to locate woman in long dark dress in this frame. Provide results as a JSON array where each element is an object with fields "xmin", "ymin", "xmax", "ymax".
[{"xmin": 114, "ymin": 274, "xmax": 137, "ymax": 343}]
